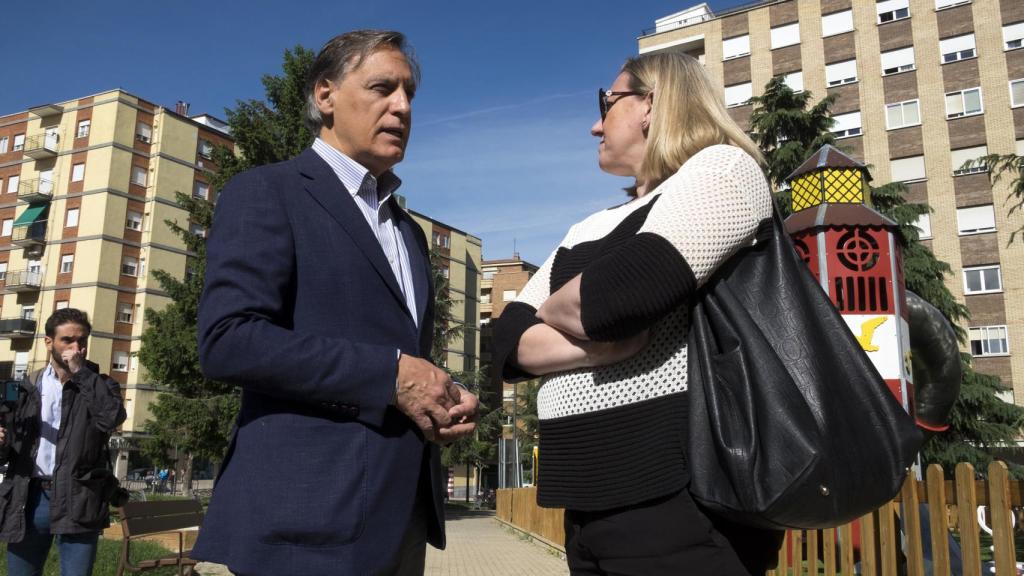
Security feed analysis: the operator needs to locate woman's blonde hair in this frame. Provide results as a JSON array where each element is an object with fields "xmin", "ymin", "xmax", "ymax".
[{"xmin": 622, "ymin": 52, "xmax": 764, "ymax": 194}]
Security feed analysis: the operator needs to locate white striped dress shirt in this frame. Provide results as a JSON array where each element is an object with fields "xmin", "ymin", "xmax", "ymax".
[{"xmin": 311, "ymin": 138, "xmax": 418, "ymax": 327}]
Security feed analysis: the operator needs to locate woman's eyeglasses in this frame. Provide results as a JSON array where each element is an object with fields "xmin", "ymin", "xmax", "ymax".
[{"xmin": 598, "ymin": 89, "xmax": 643, "ymax": 121}]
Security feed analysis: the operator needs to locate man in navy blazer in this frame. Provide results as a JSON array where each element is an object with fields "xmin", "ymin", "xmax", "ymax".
[{"xmin": 193, "ymin": 30, "xmax": 478, "ymax": 575}]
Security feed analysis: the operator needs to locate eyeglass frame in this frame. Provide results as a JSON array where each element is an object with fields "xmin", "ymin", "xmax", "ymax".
[{"xmin": 598, "ymin": 88, "xmax": 644, "ymax": 121}]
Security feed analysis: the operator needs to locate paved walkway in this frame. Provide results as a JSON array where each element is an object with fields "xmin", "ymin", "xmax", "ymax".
[{"xmin": 194, "ymin": 507, "xmax": 569, "ymax": 576}]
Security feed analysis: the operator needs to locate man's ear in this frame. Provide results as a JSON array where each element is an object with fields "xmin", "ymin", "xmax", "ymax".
[{"xmin": 314, "ymin": 80, "xmax": 335, "ymax": 116}]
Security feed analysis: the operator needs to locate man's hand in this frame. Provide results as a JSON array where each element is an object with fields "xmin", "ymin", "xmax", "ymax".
[
  {"xmin": 62, "ymin": 347, "xmax": 85, "ymax": 375},
  {"xmin": 436, "ymin": 382, "xmax": 478, "ymax": 444},
  {"xmin": 0, "ymin": 426, "xmax": 6, "ymax": 447},
  {"xmin": 396, "ymin": 354, "xmax": 455, "ymax": 442}
]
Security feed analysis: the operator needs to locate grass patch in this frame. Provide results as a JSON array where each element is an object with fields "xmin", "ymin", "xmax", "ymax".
[{"xmin": 1, "ymin": 537, "xmax": 183, "ymax": 575}]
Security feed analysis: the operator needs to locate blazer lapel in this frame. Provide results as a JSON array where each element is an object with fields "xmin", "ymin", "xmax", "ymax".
[{"xmin": 295, "ymin": 149, "xmax": 411, "ymax": 319}]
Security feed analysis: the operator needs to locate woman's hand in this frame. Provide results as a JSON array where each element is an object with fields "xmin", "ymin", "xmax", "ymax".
[{"xmin": 537, "ymin": 274, "xmax": 586, "ymax": 340}]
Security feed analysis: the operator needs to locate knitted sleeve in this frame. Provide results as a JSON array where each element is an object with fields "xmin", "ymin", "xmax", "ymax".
[
  {"xmin": 579, "ymin": 145, "xmax": 772, "ymax": 341},
  {"xmin": 491, "ymin": 225, "xmax": 579, "ymax": 381}
]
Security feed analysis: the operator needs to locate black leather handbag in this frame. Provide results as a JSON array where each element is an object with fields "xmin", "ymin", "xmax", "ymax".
[{"xmin": 686, "ymin": 207, "xmax": 923, "ymax": 530}]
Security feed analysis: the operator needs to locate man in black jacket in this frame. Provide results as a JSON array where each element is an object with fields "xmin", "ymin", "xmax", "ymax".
[{"xmin": 0, "ymin": 308, "xmax": 127, "ymax": 576}]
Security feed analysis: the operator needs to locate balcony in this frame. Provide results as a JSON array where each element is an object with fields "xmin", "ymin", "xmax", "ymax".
[
  {"xmin": 17, "ymin": 178, "xmax": 54, "ymax": 203},
  {"xmin": 23, "ymin": 133, "xmax": 59, "ymax": 160},
  {"xmin": 12, "ymin": 221, "xmax": 47, "ymax": 247},
  {"xmin": 27, "ymin": 103, "xmax": 63, "ymax": 120},
  {"xmin": 3, "ymin": 270, "xmax": 42, "ymax": 293},
  {"xmin": 0, "ymin": 317, "xmax": 37, "ymax": 338}
]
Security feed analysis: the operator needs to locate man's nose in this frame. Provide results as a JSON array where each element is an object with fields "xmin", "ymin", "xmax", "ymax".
[{"xmin": 391, "ymin": 89, "xmax": 411, "ymax": 115}]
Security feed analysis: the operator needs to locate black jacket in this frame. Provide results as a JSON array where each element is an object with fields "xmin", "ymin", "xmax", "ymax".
[{"xmin": 0, "ymin": 362, "xmax": 127, "ymax": 541}]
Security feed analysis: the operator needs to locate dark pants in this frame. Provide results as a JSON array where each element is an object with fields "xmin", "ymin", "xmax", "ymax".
[
  {"xmin": 563, "ymin": 489, "xmax": 783, "ymax": 576},
  {"xmin": 6, "ymin": 481, "xmax": 100, "ymax": 576}
]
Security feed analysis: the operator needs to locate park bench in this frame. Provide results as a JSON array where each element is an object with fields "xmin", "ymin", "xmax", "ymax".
[{"xmin": 116, "ymin": 499, "xmax": 203, "ymax": 576}]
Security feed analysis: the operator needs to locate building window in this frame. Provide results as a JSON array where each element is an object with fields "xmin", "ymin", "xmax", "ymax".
[
  {"xmin": 55, "ymin": 300, "xmax": 68, "ymax": 310},
  {"xmin": 877, "ymin": 0, "xmax": 910, "ymax": 23},
  {"xmin": 825, "ymin": 59, "xmax": 858, "ymax": 87},
  {"xmin": 770, "ymin": 22, "xmax": 800, "ymax": 49},
  {"xmin": 117, "ymin": 302, "xmax": 133, "ymax": 323},
  {"xmin": 891, "ymin": 155, "xmax": 926, "ymax": 183},
  {"xmin": 0, "ymin": 262, "xmax": 7, "ymax": 281},
  {"xmin": 940, "ymin": 34, "xmax": 976, "ymax": 63},
  {"xmin": 193, "ymin": 181, "xmax": 209, "ymax": 200},
  {"xmin": 442, "ymin": 267, "xmax": 449, "ymax": 279},
  {"xmin": 1011, "ymin": 79, "xmax": 1024, "ymax": 108},
  {"xmin": 913, "ymin": 213, "xmax": 932, "ymax": 239},
  {"xmin": 1005, "ymin": 22, "xmax": 1024, "ymax": 50},
  {"xmin": 1, "ymin": 219, "xmax": 12, "ymax": 237},
  {"xmin": 189, "ymin": 223, "xmax": 206, "ymax": 238},
  {"xmin": 22, "ymin": 306, "xmax": 34, "ymax": 320},
  {"xmin": 722, "ymin": 35, "xmax": 750, "ymax": 60},
  {"xmin": 71, "ymin": 163, "xmax": 85, "ymax": 182},
  {"xmin": 951, "ymin": 145, "xmax": 988, "ymax": 175},
  {"xmin": 112, "ymin": 351, "xmax": 130, "ymax": 372},
  {"xmin": 77, "ymin": 120, "xmax": 90, "ymax": 139},
  {"xmin": 121, "ymin": 256, "xmax": 139, "ymax": 277},
  {"xmin": 886, "ymin": 99, "xmax": 920, "ymax": 130},
  {"xmin": 956, "ymin": 204, "xmax": 996, "ymax": 235},
  {"xmin": 0, "ymin": 137, "xmax": 7, "ymax": 153},
  {"xmin": 502, "ymin": 289, "xmax": 517, "ymax": 301},
  {"xmin": 65, "ymin": 208, "xmax": 79, "ymax": 228},
  {"xmin": 945, "ymin": 87, "xmax": 982, "ymax": 119},
  {"xmin": 880, "ymin": 47, "xmax": 915, "ymax": 75},
  {"xmin": 198, "ymin": 139, "xmax": 214, "ymax": 159},
  {"xmin": 782, "ymin": 71, "xmax": 803, "ymax": 93},
  {"xmin": 969, "ymin": 326, "xmax": 1008, "ymax": 357},
  {"xmin": 131, "ymin": 165, "xmax": 147, "ymax": 187},
  {"xmin": 935, "ymin": 0, "xmax": 969, "ymax": 9},
  {"xmin": 7, "ymin": 175, "xmax": 19, "ymax": 194},
  {"xmin": 831, "ymin": 111, "xmax": 862, "ymax": 138},
  {"xmin": 480, "ymin": 292, "xmax": 491, "ymax": 304},
  {"xmin": 125, "ymin": 210, "xmax": 143, "ymax": 231},
  {"xmin": 724, "ymin": 82, "xmax": 753, "ymax": 107},
  {"xmin": 136, "ymin": 122, "xmax": 152, "ymax": 143},
  {"xmin": 822, "ymin": 10, "xmax": 854, "ymax": 37},
  {"xmin": 60, "ymin": 254, "xmax": 74, "ymax": 274},
  {"xmin": 13, "ymin": 134, "xmax": 24, "ymax": 152},
  {"xmin": 432, "ymin": 232, "xmax": 450, "ymax": 248},
  {"xmin": 963, "ymin": 265, "xmax": 1002, "ymax": 294}
]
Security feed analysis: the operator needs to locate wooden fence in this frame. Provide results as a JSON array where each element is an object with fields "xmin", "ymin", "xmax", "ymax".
[{"xmin": 496, "ymin": 461, "xmax": 1024, "ymax": 575}]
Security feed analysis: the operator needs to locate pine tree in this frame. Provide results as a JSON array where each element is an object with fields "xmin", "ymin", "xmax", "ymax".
[
  {"xmin": 963, "ymin": 153, "xmax": 1024, "ymax": 243},
  {"xmin": 749, "ymin": 78, "xmax": 1024, "ymax": 477}
]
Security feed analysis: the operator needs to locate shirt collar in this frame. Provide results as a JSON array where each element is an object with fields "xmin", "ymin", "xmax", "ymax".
[{"xmin": 311, "ymin": 138, "xmax": 403, "ymax": 204}]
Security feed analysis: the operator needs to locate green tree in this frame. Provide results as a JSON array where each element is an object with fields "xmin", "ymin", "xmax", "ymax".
[
  {"xmin": 964, "ymin": 153, "xmax": 1024, "ymax": 243},
  {"xmin": 750, "ymin": 78, "xmax": 1024, "ymax": 476},
  {"xmin": 748, "ymin": 76, "xmax": 838, "ymax": 193},
  {"xmin": 514, "ymin": 380, "xmax": 540, "ymax": 484},
  {"xmin": 138, "ymin": 46, "xmax": 316, "ymax": 492}
]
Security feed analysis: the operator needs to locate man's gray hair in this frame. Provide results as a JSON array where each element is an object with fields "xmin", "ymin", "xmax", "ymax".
[{"xmin": 305, "ymin": 30, "xmax": 421, "ymax": 135}]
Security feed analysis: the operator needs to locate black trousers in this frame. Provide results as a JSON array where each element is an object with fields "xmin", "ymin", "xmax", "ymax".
[{"xmin": 563, "ymin": 489, "xmax": 783, "ymax": 576}]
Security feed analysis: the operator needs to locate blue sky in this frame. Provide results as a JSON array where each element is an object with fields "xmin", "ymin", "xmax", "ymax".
[{"xmin": 2, "ymin": 0, "xmax": 741, "ymax": 265}]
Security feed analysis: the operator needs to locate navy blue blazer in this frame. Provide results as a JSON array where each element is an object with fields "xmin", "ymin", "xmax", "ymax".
[{"xmin": 193, "ymin": 148, "xmax": 443, "ymax": 575}]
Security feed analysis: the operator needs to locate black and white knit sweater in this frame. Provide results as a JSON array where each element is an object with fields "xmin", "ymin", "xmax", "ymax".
[{"xmin": 492, "ymin": 145, "xmax": 772, "ymax": 511}]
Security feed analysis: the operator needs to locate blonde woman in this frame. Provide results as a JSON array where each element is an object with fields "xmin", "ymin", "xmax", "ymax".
[{"xmin": 492, "ymin": 52, "xmax": 783, "ymax": 575}]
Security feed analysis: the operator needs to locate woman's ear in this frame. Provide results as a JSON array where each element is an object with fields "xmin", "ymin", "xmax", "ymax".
[{"xmin": 641, "ymin": 93, "xmax": 653, "ymax": 131}]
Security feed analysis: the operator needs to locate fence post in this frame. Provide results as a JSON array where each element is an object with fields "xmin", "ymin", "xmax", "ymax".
[
  {"xmin": 955, "ymin": 462, "xmax": 981, "ymax": 576},
  {"xmin": 987, "ymin": 461, "xmax": 1016, "ymax": 576},
  {"xmin": 902, "ymin": 471, "xmax": 925, "ymax": 576},
  {"xmin": 926, "ymin": 464, "xmax": 951, "ymax": 576}
]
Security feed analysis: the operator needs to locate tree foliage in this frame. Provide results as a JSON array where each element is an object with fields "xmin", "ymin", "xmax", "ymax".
[{"xmin": 749, "ymin": 78, "xmax": 1024, "ymax": 477}]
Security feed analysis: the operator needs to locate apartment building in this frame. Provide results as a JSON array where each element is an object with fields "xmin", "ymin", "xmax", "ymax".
[
  {"xmin": 639, "ymin": 0, "xmax": 1024, "ymax": 402},
  {"xmin": 408, "ymin": 210, "xmax": 483, "ymax": 374},
  {"xmin": 0, "ymin": 90, "xmax": 232, "ymax": 475},
  {"xmin": 479, "ymin": 255, "xmax": 539, "ymax": 398}
]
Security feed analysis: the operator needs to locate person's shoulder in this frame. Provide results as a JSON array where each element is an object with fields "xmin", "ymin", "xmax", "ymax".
[{"xmin": 689, "ymin": 144, "xmax": 759, "ymax": 170}]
